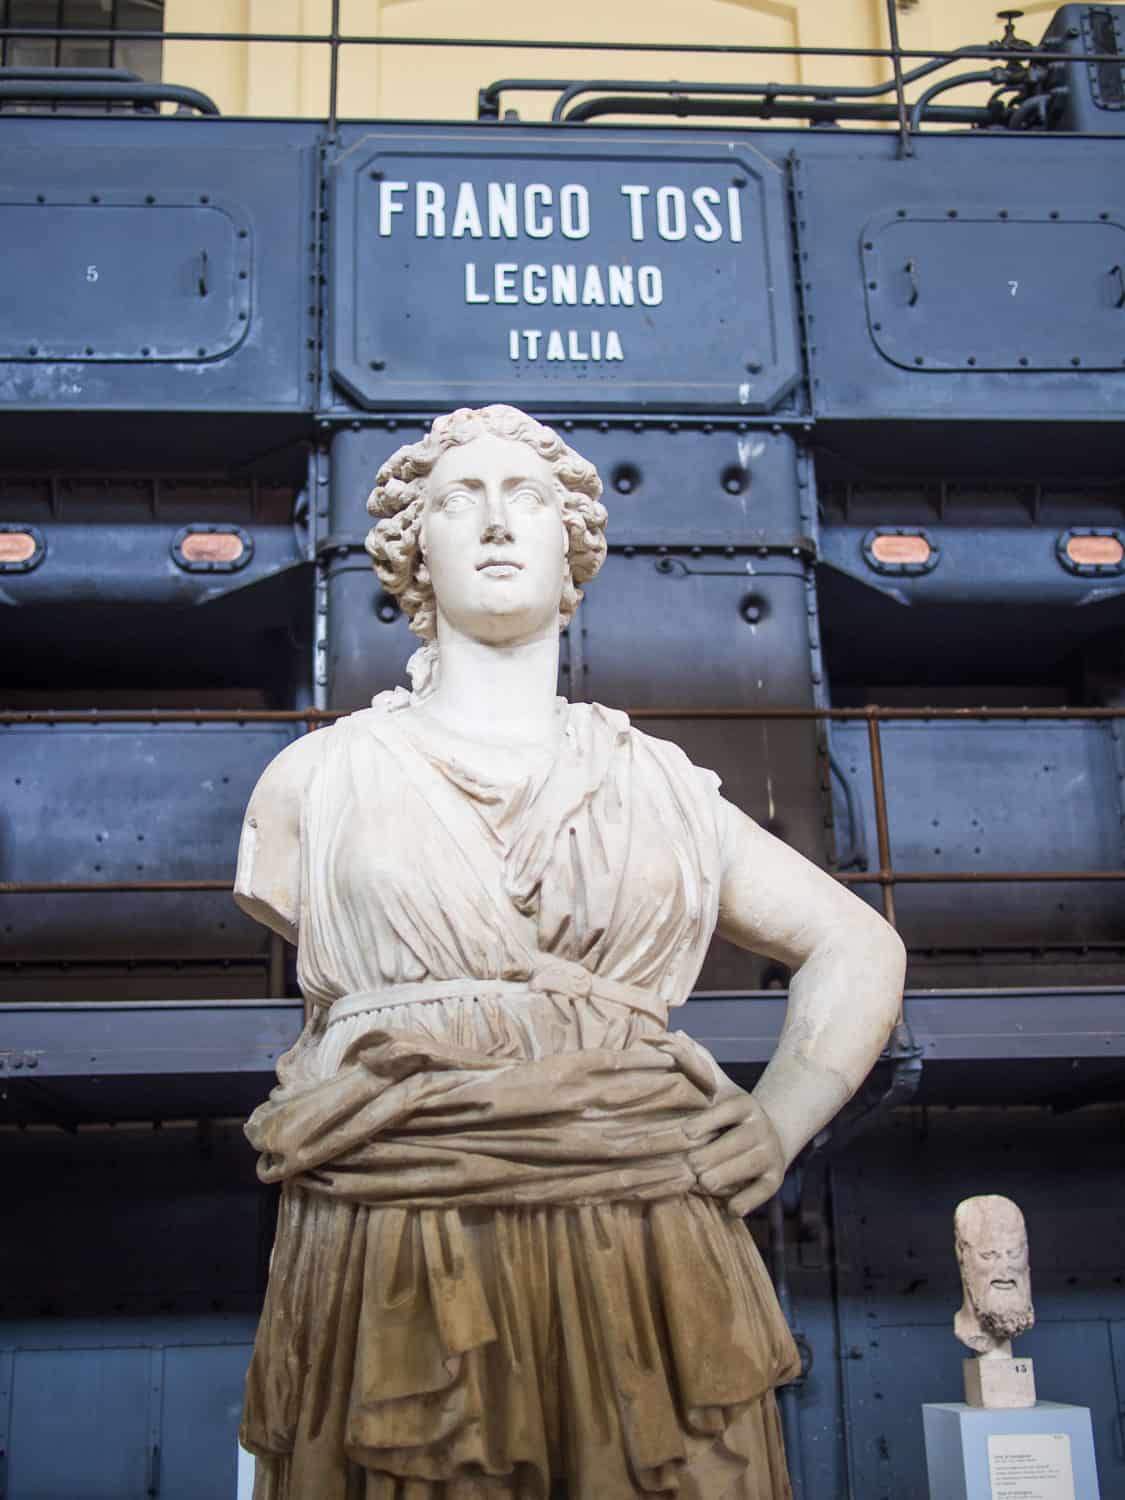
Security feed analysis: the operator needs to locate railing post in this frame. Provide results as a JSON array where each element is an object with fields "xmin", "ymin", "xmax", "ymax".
[
  {"xmin": 268, "ymin": 932, "xmax": 286, "ymax": 998},
  {"xmin": 865, "ymin": 709, "xmax": 898, "ymax": 930},
  {"xmin": 327, "ymin": 0, "xmax": 341, "ymax": 137},
  {"xmin": 884, "ymin": 0, "xmax": 914, "ymax": 158}
]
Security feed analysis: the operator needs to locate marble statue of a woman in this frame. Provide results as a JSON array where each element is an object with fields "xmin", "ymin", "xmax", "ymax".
[{"xmin": 234, "ymin": 405, "xmax": 906, "ymax": 1500}]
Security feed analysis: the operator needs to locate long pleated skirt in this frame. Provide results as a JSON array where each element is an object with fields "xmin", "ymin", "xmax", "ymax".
[{"xmin": 241, "ymin": 991, "xmax": 799, "ymax": 1500}]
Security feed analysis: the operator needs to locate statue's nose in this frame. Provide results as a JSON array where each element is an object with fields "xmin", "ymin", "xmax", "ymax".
[
  {"xmin": 486, "ymin": 489, "xmax": 519, "ymax": 543},
  {"xmin": 480, "ymin": 519, "xmax": 514, "ymax": 545}
]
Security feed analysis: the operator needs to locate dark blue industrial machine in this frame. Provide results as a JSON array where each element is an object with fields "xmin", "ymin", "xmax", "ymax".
[{"xmin": 2, "ymin": 6, "xmax": 1125, "ymax": 1496}]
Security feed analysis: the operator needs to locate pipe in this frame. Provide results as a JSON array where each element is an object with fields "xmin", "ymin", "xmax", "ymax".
[
  {"xmin": 529, "ymin": 38, "xmax": 1121, "ymax": 123},
  {"xmin": 565, "ymin": 95, "xmax": 994, "ymax": 126},
  {"xmin": 908, "ymin": 68, "xmax": 1009, "ymax": 130},
  {"xmin": 1008, "ymin": 91, "xmax": 1053, "ymax": 129},
  {"xmin": 828, "ymin": 752, "xmax": 869, "ymax": 871},
  {"xmin": 547, "ymin": 49, "xmax": 989, "ymax": 124},
  {"xmin": 478, "ymin": 78, "xmax": 573, "ymax": 119},
  {"xmin": 0, "ymin": 79, "xmax": 219, "ymax": 113},
  {"xmin": 4, "ymin": 706, "xmax": 1125, "ymax": 724},
  {"xmin": 0, "ymin": 27, "xmax": 1118, "ymax": 66},
  {"xmin": 838, "ymin": 869, "xmax": 1125, "ymax": 884},
  {"xmin": 0, "ymin": 66, "xmax": 141, "ymax": 81},
  {"xmin": 5, "ymin": 868, "xmax": 1120, "ymax": 896}
]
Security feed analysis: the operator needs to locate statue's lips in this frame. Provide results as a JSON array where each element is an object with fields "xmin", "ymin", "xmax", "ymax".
[
  {"xmin": 476, "ymin": 558, "xmax": 523, "ymax": 575},
  {"xmin": 989, "ymin": 1278, "xmax": 1018, "ymax": 1291}
]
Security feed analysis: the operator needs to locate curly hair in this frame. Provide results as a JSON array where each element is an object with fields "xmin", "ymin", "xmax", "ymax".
[{"xmin": 365, "ymin": 407, "xmax": 608, "ymax": 695}]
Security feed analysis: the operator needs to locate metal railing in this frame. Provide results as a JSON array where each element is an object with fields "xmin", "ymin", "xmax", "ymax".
[
  {"xmin": 2, "ymin": 0, "xmax": 1124, "ymax": 146},
  {"xmin": 3, "ymin": 703, "xmax": 1124, "ymax": 934}
]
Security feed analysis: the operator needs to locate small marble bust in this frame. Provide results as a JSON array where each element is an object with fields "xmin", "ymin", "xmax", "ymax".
[
  {"xmin": 954, "ymin": 1194, "xmax": 1036, "ymax": 1407},
  {"xmin": 954, "ymin": 1194, "xmax": 1034, "ymax": 1356}
]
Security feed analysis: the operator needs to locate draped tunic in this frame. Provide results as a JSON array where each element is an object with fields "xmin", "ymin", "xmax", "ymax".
[{"xmin": 239, "ymin": 696, "xmax": 799, "ymax": 1500}]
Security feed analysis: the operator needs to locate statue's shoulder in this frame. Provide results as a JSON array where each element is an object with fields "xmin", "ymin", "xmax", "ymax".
[
  {"xmin": 236, "ymin": 708, "xmax": 395, "ymax": 939},
  {"xmin": 235, "ymin": 729, "xmax": 336, "ymax": 943},
  {"xmin": 577, "ymin": 699, "xmax": 725, "ymax": 809},
  {"xmin": 251, "ymin": 720, "xmax": 334, "ymax": 808},
  {"xmin": 578, "ymin": 700, "xmax": 706, "ymax": 768},
  {"xmin": 571, "ymin": 698, "xmax": 631, "ymax": 739},
  {"xmin": 255, "ymin": 694, "xmax": 406, "ymax": 799}
]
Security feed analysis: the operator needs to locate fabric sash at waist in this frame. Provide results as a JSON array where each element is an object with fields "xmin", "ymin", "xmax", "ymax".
[
  {"xmin": 246, "ymin": 978, "xmax": 731, "ymax": 1209},
  {"xmin": 322, "ymin": 959, "xmax": 670, "ymax": 1029}
]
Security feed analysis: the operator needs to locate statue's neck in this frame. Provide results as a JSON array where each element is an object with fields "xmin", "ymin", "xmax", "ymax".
[
  {"xmin": 954, "ymin": 1302, "xmax": 1012, "ymax": 1359},
  {"xmin": 422, "ymin": 624, "xmax": 562, "ymax": 747}
]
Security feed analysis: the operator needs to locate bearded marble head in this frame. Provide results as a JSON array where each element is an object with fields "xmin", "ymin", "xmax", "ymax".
[{"xmin": 954, "ymin": 1194, "xmax": 1034, "ymax": 1356}]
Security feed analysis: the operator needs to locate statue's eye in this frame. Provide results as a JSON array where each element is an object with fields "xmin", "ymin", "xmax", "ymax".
[
  {"xmin": 439, "ymin": 489, "xmax": 477, "ymax": 513},
  {"xmin": 511, "ymin": 486, "xmax": 545, "ymax": 509}
]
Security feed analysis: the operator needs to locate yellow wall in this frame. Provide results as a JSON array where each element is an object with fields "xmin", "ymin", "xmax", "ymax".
[{"xmin": 163, "ymin": 1, "xmax": 1050, "ymax": 124}]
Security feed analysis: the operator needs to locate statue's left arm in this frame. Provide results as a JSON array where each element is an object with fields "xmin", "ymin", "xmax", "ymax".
[{"xmin": 685, "ymin": 799, "xmax": 906, "ymax": 1215}]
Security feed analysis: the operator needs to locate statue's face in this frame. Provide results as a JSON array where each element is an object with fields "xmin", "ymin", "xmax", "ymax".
[
  {"xmin": 957, "ymin": 1205, "xmax": 1033, "ymax": 1340},
  {"xmin": 421, "ymin": 432, "xmax": 568, "ymax": 645}
]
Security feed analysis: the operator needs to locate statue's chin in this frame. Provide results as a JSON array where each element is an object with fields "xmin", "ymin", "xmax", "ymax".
[{"xmin": 436, "ymin": 595, "xmax": 561, "ymax": 649}]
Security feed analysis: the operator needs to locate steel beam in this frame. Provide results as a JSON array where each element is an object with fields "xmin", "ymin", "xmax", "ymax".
[{"xmin": 3, "ymin": 987, "xmax": 1124, "ymax": 1080}]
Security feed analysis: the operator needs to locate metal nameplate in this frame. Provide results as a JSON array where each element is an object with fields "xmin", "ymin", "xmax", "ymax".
[{"xmin": 328, "ymin": 131, "xmax": 800, "ymax": 413}]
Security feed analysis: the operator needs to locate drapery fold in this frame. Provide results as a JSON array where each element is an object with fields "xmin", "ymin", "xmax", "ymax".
[
  {"xmin": 240, "ymin": 701, "xmax": 797, "ymax": 1499},
  {"xmin": 247, "ymin": 982, "xmax": 724, "ymax": 1208},
  {"xmin": 244, "ymin": 1191, "xmax": 798, "ymax": 1500}
]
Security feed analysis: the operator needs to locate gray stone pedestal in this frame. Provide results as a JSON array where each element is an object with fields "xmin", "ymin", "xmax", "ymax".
[{"xmin": 923, "ymin": 1401, "xmax": 1099, "ymax": 1500}]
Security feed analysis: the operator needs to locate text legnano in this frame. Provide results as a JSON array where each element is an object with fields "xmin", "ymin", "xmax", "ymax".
[{"xmin": 375, "ymin": 178, "xmax": 744, "ymax": 365}]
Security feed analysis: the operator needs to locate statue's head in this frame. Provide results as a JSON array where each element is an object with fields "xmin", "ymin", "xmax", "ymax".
[
  {"xmin": 954, "ymin": 1195, "xmax": 1034, "ymax": 1345},
  {"xmin": 366, "ymin": 405, "xmax": 607, "ymax": 693}
]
